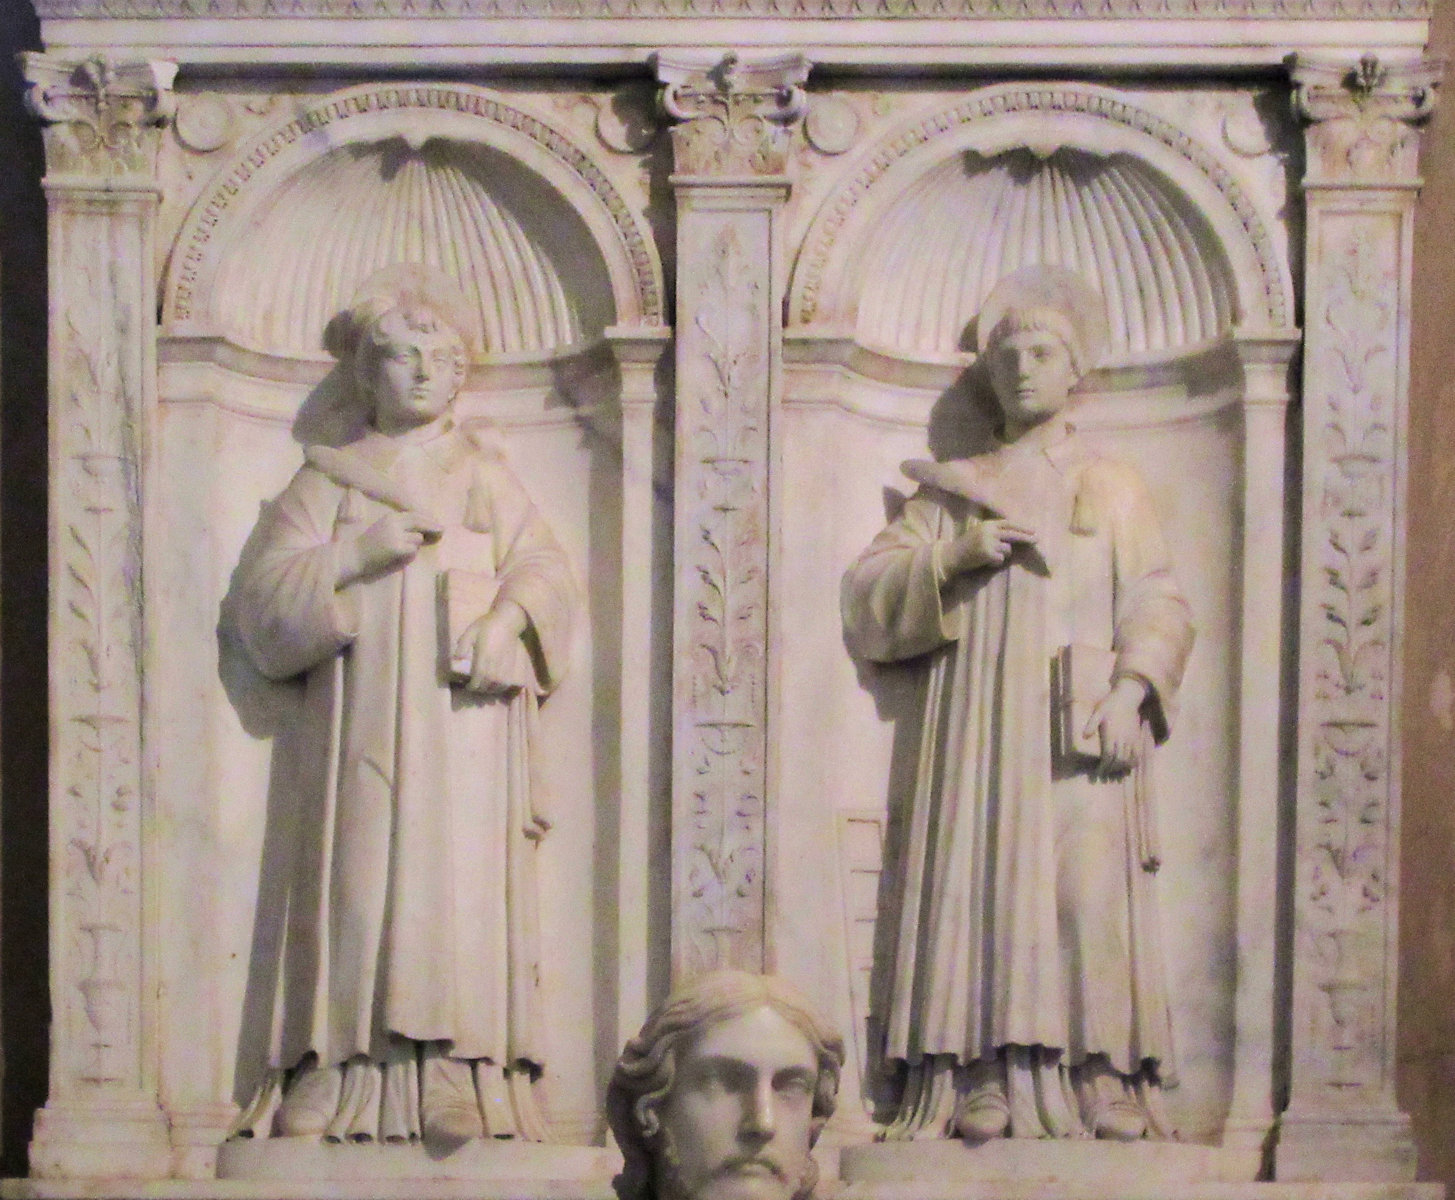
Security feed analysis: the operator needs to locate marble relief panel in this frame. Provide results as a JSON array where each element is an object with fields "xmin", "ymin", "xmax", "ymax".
[
  {"xmin": 771, "ymin": 78, "xmax": 1297, "ymax": 1153},
  {"xmin": 28, "ymin": 45, "xmax": 1433, "ymax": 1182},
  {"xmin": 149, "ymin": 71, "xmax": 1291, "ymax": 1152},
  {"xmin": 147, "ymin": 79, "xmax": 668, "ymax": 1155}
]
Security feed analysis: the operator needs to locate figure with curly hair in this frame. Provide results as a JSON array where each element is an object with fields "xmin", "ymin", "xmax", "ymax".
[{"xmin": 607, "ymin": 972, "xmax": 845, "ymax": 1200}]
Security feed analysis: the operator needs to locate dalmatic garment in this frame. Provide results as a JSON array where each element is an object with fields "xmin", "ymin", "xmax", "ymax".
[
  {"xmin": 842, "ymin": 419, "xmax": 1193, "ymax": 1082},
  {"xmin": 235, "ymin": 418, "xmax": 576, "ymax": 1073}
]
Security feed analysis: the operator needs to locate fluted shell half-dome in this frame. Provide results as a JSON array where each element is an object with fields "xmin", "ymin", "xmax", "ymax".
[
  {"xmin": 212, "ymin": 138, "xmax": 616, "ymax": 359},
  {"xmin": 854, "ymin": 147, "xmax": 1237, "ymax": 360}
]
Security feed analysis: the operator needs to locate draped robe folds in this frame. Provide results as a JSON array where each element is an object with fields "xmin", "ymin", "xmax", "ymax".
[
  {"xmin": 842, "ymin": 421, "xmax": 1194, "ymax": 1085},
  {"xmin": 235, "ymin": 419, "xmax": 576, "ymax": 1075}
]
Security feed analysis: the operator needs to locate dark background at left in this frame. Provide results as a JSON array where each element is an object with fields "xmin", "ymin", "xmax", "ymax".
[{"xmin": 0, "ymin": 0, "xmax": 51, "ymax": 1179}]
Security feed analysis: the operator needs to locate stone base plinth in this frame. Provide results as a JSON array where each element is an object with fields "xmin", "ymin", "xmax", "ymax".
[
  {"xmin": 5, "ymin": 1178, "xmax": 1443, "ymax": 1200},
  {"xmin": 215, "ymin": 1140, "xmax": 618, "ymax": 1183},
  {"xmin": 3, "ymin": 1170, "xmax": 615, "ymax": 1200},
  {"xmin": 836, "ymin": 1186, "xmax": 1442, "ymax": 1200},
  {"xmin": 1274, "ymin": 1113, "xmax": 1419, "ymax": 1183},
  {"xmin": 837, "ymin": 1141, "xmax": 1446, "ymax": 1200},
  {"xmin": 842, "ymin": 1141, "xmax": 1264, "ymax": 1188},
  {"xmin": 1, "ymin": 1141, "xmax": 620, "ymax": 1200}
]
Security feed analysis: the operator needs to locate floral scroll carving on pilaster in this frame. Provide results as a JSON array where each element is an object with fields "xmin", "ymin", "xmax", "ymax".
[
  {"xmin": 1292, "ymin": 54, "xmax": 1440, "ymax": 186},
  {"xmin": 1303, "ymin": 233, "xmax": 1397, "ymax": 1089},
  {"xmin": 661, "ymin": 52, "xmax": 800, "ymax": 977},
  {"xmin": 1286, "ymin": 56, "xmax": 1442, "ymax": 1117},
  {"xmin": 57, "ymin": 252, "xmax": 145, "ymax": 1088},
  {"xmin": 660, "ymin": 52, "xmax": 808, "ymax": 177},
  {"xmin": 679, "ymin": 224, "xmax": 771, "ymax": 975},
  {"xmin": 22, "ymin": 54, "xmax": 176, "ymax": 180}
]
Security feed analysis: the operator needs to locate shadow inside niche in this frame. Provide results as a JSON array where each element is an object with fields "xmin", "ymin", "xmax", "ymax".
[
  {"xmin": 926, "ymin": 360, "xmax": 1000, "ymax": 463},
  {"xmin": 217, "ymin": 524, "xmax": 310, "ymax": 1115},
  {"xmin": 219, "ymin": 359, "xmax": 375, "ymax": 1106},
  {"xmin": 548, "ymin": 346, "xmax": 633, "ymax": 1136},
  {"xmin": 290, "ymin": 363, "xmax": 366, "ymax": 450},
  {"xmin": 848, "ymin": 363, "xmax": 1000, "ymax": 1119}
]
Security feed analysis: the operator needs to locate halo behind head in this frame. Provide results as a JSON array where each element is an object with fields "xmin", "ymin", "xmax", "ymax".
[{"xmin": 977, "ymin": 265, "xmax": 1110, "ymax": 377}]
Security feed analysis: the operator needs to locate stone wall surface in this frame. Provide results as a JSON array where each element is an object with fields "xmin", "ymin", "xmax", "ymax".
[{"xmin": 0, "ymin": 1, "xmax": 1452, "ymax": 1193}]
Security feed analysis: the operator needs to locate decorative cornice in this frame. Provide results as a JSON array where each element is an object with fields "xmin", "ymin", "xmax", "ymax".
[
  {"xmin": 659, "ymin": 51, "xmax": 808, "ymax": 178},
  {"xmin": 22, "ymin": 53, "xmax": 176, "ymax": 182},
  {"xmin": 1292, "ymin": 52, "xmax": 1442, "ymax": 185},
  {"xmin": 30, "ymin": 0, "xmax": 1432, "ymax": 16}
]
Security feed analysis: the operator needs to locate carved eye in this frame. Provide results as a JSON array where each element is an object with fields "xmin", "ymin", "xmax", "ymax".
[{"xmin": 773, "ymin": 1071, "xmax": 813, "ymax": 1098}]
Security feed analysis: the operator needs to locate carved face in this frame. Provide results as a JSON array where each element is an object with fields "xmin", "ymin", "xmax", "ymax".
[
  {"xmin": 985, "ymin": 325, "xmax": 1081, "ymax": 432},
  {"xmin": 655, "ymin": 1006, "xmax": 819, "ymax": 1200},
  {"xmin": 364, "ymin": 309, "xmax": 466, "ymax": 434}
]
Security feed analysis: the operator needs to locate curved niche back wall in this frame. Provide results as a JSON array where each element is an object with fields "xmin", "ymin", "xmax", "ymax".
[
  {"xmin": 210, "ymin": 137, "xmax": 616, "ymax": 359},
  {"xmin": 855, "ymin": 147, "xmax": 1238, "ymax": 358}
]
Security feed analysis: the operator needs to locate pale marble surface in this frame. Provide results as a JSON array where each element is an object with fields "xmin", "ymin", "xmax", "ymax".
[{"xmin": 13, "ymin": 17, "xmax": 1443, "ymax": 1194}]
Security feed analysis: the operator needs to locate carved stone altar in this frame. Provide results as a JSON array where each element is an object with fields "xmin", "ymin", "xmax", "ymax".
[{"xmin": 5, "ymin": 0, "xmax": 1446, "ymax": 1195}]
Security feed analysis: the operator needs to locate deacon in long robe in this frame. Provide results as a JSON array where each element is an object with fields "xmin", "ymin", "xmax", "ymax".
[
  {"xmin": 230, "ymin": 268, "xmax": 577, "ymax": 1144},
  {"xmin": 842, "ymin": 267, "xmax": 1194, "ymax": 1142}
]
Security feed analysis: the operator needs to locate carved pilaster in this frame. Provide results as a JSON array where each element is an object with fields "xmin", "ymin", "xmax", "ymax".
[
  {"xmin": 22, "ymin": 52, "xmax": 174, "ymax": 1179},
  {"xmin": 23, "ymin": 55, "xmax": 176, "ymax": 184},
  {"xmin": 660, "ymin": 52, "xmax": 807, "ymax": 981},
  {"xmin": 1279, "ymin": 53, "xmax": 1441, "ymax": 1183},
  {"xmin": 660, "ymin": 52, "xmax": 808, "ymax": 177}
]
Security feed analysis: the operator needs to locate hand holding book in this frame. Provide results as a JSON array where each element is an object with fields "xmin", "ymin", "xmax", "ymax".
[
  {"xmin": 1082, "ymin": 674, "xmax": 1148, "ymax": 777},
  {"xmin": 442, "ymin": 568, "xmax": 535, "ymax": 694}
]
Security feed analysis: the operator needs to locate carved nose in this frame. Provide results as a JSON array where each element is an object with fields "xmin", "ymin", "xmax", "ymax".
[{"xmin": 741, "ymin": 1078, "xmax": 776, "ymax": 1137}]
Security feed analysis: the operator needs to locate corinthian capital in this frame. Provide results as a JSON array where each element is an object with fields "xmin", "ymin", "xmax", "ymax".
[
  {"xmin": 22, "ymin": 54, "xmax": 178, "ymax": 183},
  {"xmin": 1291, "ymin": 53, "xmax": 1442, "ymax": 186},
  {"xmin": 657, "ymin": 51, "xmax": 809, "ymax": 178}
]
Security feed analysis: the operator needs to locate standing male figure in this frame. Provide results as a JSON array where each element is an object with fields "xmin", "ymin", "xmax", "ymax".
[
  {"xmin": 607, "ymin": 971, "xmax": 846, "ymax": 1200},
  {"xmin": 233, "ymin": 265, "xmax": 578, "ymax": 1144},
  {"xmin": 842, "ymin": 267, "xmax": 1195, "ymax": 1142}
]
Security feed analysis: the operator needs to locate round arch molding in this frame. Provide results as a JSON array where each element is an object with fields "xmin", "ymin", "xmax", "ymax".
[
  {"xmin": 163, "ymin": 82, "xmax": 666, "ymax": 359},
  {"xmin": 789, "ymin": 83, "xmax": 1293, "ymax": 360}
]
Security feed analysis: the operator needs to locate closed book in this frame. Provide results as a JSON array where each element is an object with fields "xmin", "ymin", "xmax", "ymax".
[{"xmin": 1052, "ymin": 643, "xmax": 1117, "ymax": 763}]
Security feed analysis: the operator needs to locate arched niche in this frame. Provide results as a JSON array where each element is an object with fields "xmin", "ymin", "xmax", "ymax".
[
  {"xmin": 789, "ymin": 82, "xmax": 1292, "ymax": 357},
  {"xmin": 162, "ymin": 82, "xmax": 665, "ymax": 356},
  {"xmin": 774, "ymin": 84, "xmax": 1299, "ymax": 1146},
  {"xmin": 147, "ymin": 82, "xmax": 667, "ymax": 1151}
]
